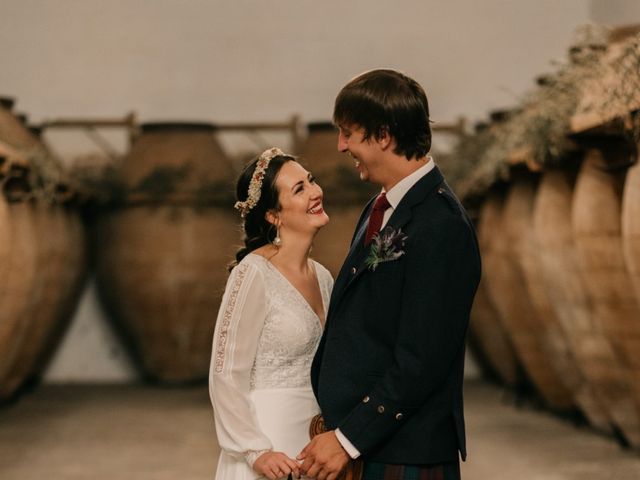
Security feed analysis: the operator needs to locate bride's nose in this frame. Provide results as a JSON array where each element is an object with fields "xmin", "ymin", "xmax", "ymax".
[{"xmin": 310, "ymin": 183, "xmax": 322, "ymax": 198}]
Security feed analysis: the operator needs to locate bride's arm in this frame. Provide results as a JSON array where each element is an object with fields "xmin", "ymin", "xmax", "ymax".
[{"xmin": 209, "ymin": 261, "xmax": 272, "ymax": 467}]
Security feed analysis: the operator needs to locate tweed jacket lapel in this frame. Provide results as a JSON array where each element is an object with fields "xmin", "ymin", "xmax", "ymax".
[{"xmin": 328, "ymin": 196, "xmax": 375, "ymax": 308}]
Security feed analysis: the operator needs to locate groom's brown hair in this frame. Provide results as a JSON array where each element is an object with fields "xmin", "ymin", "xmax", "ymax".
[{"xmin": 333, "ymin": 69, "xmax": 431, "ymax": 160}]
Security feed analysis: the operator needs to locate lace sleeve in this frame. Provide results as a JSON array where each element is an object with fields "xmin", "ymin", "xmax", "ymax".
[{"xmin": 209, "ymin": 261, "xmax": 272, "ymax": 465}]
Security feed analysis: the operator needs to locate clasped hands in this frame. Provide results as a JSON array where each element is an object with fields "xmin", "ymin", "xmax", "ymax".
[
  {"xmin": 253, "ymin": 430, "xmax": 349, "ymax": 480},
  {"xmin": 298, "ymin": 430, "xmax": 350, "ymax": 480}
]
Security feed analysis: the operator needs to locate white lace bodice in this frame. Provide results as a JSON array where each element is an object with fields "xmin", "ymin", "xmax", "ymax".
[
  {"xmin": 250, "ymin": 255, "xmax": 328, "ymax": 389},
  {"xmin": 209, "ymin": 253, "xmax": 333, "ymax": 465}
]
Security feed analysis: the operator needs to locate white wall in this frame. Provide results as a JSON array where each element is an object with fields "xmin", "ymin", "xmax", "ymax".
[
  {"xmin": 2, "ymin": 0, "xmax": 592, "ymax": 127},
  {"xmin": 590, "ymin": 0, "xmax": 640, "ymax": 25},
  {"xmin": 2, "ymin": 0, "xmax": 607, "ymax": 382}
]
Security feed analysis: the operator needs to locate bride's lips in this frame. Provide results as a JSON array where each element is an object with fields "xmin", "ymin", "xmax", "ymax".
[{"xmin": 307, "ymin": 201, "xmax": 324, "ymax": 214}]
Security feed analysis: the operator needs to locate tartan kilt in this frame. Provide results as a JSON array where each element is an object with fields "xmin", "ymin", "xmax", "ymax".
[{"xmin": 362, "ymin": 461, "xmax": 460, "ymax": 480}]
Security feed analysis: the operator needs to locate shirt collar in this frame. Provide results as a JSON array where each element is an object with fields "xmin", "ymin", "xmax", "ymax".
[{"xmin": 384, "ymin": 156, "xmax": 435, "ymax": 210}]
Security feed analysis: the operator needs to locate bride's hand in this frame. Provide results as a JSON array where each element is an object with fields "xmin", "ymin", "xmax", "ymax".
[{"xmin": 253, "ymin": 451, "xmax": 301, "ymax": 479}]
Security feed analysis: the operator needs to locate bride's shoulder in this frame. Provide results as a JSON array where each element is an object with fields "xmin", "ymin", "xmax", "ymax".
[
  {"xmin": 235, "ymin": 252, "xmax": 266, "ymax": 270},
  {"xmin": 223, "ymin": 255, "xmax": 270, "ymax": 300},
  {"xmin": 229, "ymin": 253, "xmax": 270, "ymax": 281}
]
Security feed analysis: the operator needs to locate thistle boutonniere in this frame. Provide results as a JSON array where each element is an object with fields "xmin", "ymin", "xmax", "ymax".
[{"xmin": 364, "ymin": 226, "xmax": 408, "ymax": 271}]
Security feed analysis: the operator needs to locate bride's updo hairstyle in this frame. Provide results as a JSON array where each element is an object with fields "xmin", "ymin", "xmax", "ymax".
[{"xmin": 231, "ymin": 148, "xmax": 295, "ymax": 269}]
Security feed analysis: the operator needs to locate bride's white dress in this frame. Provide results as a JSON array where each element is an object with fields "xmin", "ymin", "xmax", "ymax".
[{"xmin": 209, "ymin": 253, "xmax": 333, "ymax": 480}]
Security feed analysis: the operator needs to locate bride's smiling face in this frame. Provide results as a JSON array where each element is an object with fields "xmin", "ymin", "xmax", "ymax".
[{"xmin": 270, "ymin": 161, "xmax": 329, "ymax": 235}]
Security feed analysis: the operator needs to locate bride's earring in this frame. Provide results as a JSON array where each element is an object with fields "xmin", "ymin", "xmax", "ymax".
[{"xmin": 272, "ymin": 226, "xmax": 282, "ymax": 247}]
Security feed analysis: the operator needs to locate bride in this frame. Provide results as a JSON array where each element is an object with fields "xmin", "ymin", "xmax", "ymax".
[{"xmin": 209, "ymin": 147, "xmax": 332, "ymax": 480}]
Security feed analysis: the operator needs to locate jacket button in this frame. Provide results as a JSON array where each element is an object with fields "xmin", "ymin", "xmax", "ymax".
[
  {"xmin": 395, "ymin": 413, "xmax": 403, "ymax": 420},
  {"xmin": 362, "ymin": 396, "xmax": 370, "ymax": 403},
  {"xmin": 377, "ymin": 405, "xmax": 385, "ymax": 414},
  {"xmin": 350, "ymin": 267, "xmax": 357, "ymax": 274}
]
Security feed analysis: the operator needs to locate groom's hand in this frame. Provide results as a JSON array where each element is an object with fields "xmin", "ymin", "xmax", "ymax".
[{"xmin": 297, "ymin": 431, "xmax": 349, "ymax": 480}]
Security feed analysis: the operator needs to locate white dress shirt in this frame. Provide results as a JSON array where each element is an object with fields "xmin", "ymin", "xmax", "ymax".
[{"xmin": 382, "ymin": 156, "xmax": 436, "ymax": 228}]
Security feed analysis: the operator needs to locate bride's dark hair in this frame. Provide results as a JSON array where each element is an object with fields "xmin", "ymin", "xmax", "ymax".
[{"xmin": 230, "ymin": 152, "xmax": 295, "ymax": 270}]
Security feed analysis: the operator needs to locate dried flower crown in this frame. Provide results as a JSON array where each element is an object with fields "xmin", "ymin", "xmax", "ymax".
[{"xmin": 234, "ymin": 147, "xmax": 285, "ymax": 218}]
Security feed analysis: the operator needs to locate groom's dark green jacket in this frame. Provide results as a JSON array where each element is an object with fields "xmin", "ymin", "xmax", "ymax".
[{"xmin": 311, "ymin": 166, "xmax": 481, "ymax": 465}]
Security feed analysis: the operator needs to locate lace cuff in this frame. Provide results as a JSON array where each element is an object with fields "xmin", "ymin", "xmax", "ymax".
[{"xmin": 244, "ymin": 448, "xmax": 272, "ymax": 468}]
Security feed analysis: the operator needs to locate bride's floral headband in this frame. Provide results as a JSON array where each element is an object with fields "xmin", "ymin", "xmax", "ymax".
[{"xmin": 234, "ymin": 147, "xmax": 285, "ymax": 218}]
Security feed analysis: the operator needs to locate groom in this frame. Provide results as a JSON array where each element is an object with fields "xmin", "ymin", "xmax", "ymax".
[{"xmin": 299, "ymin": 69, "xmax": 481, "ymax": 480}]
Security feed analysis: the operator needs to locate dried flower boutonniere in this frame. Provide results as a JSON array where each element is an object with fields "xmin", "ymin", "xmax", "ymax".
[{"xmin": 364, "ymin": 226, "xmax": 408, "ymax": 271}]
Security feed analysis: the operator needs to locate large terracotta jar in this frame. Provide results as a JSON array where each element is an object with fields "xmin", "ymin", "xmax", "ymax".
[
  {"xmin": 572, "ymin": 146, "xmax": 640, "ymax": 447},
  {"xmin": 533, "ymin": 167, "xmax": 614, "ymax": 433},
  {"xmin": 0, "ymin": 99, "xmax": 87, "ymax": 401},
  {"xmin": 472, "ymin": 192, "xmax": 521, "ymax": 387},
  {"xmin": 94, "ymin": 122, "xmax": 238, "ymax": 383},
  {"xmin": 622, "ymin": 144, "xmax": 640, "ymax": 330},
  {"xmin": 482, "ymin": 179, "xmax": 574, "ymax": 410}
]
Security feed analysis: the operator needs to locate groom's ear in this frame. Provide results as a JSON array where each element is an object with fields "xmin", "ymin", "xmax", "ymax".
[{"xmin": 376, "ymin": 127, "xmax": 392, "ymax": 150}]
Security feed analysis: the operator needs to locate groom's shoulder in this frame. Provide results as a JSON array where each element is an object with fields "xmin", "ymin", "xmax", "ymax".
[
  {"xmin": 413, "ymin": 182, "xmax": 464, "ymax": 218},
  {"xmin": 435, "ymin": 183, "xmax": 464, "ymax": 215},
  {"xmin": 411, "ymin": 186, "xmax": 474, "ymax": 240}
]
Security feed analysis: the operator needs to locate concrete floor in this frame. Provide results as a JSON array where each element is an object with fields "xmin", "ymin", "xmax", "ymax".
[{"xmin": 1, "ymin": 381, "xmax": 639, "ymax": 480}]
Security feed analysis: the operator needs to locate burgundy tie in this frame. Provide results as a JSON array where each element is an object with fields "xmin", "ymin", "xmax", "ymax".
[{"xmin": 364, "ymin": 192, "xmax": 391, "ymax": 246}]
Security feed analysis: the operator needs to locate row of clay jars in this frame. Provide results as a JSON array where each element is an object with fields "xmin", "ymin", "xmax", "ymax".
[
  {"xmin": 0, "ymin": 118, "xmax": 378, "ymax": 388},
  {"xmin": 0, "ymin": 118, "xmax": 400, "ymax": 389},
  {"xmin": 474, "ymin": 141, "xmax": 640, "ymax": 448}
]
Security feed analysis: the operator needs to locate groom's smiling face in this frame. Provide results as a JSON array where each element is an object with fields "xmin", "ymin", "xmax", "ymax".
[{"xmin": 336, "ymin": 123, "xmax": 384, "ymax": 184}]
